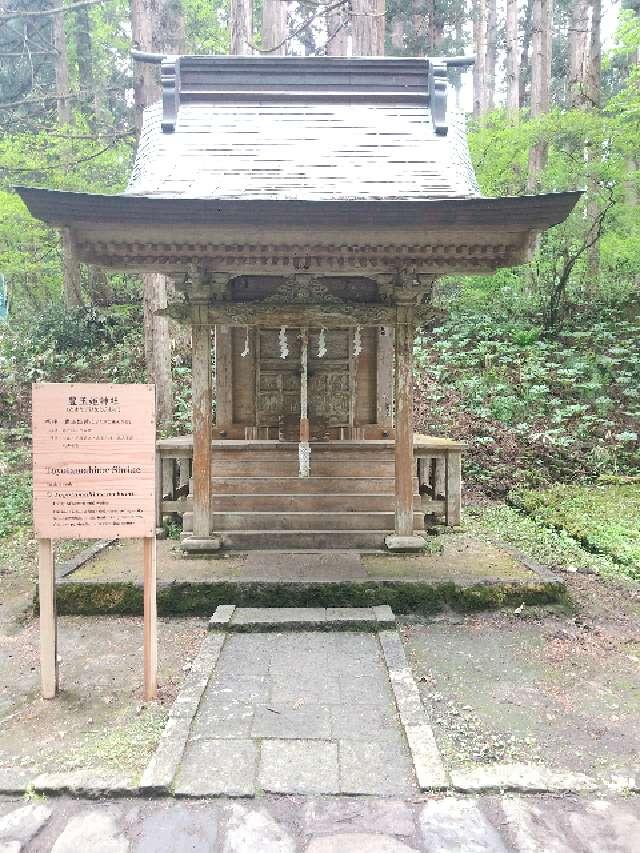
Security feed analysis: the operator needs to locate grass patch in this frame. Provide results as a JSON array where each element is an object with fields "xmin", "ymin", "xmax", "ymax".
[
  {"xmin": 65, "ymin": 706, "xmax": 168, "ymax": 776},
  {"xmin": 466, "ymin": 503, "xmax": 630, "ymax": 580},
  {"xmin": 509, "ymin": 484, "xmax": 640, "ymax": 578}
]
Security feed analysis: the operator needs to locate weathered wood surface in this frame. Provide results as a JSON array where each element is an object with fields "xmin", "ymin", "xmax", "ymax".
[
  {"xmin": 214, "ymin": 325, "xmax": 233, "ymax": 428},
  {"xmin": 191, "ymin": 312, "xmax": 212, "ymax": 537},
  {"xmin": 143, "ymin": 535, "xmax": 157, "ymax": 700},
  {"xmin": 394, "ymin": 311, "xmax": 416, "ymax": 537},
  {"xmin": 39, "ymin": 538, "xmax": 58, "ymax": 699}
]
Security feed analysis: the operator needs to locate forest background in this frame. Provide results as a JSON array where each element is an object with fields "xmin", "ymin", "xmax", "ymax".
[{"xmin": 0, "ymin": 0, "xmax": 639, "ymax": 579}]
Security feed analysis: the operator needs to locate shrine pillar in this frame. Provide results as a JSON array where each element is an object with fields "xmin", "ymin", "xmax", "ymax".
[
  {"xmin": 386, "ymin": 306, "xmax": 425, "ymax": 551},
  {"xmin": 189, "ymin": 301, "xmax": 216, "ymax": 546}
]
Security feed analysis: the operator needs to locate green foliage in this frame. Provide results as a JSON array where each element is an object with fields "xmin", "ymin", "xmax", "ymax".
[
  {"xmin": 0, "ymin": 301, "xmax": 145, "ymax": 427},
  {"xmin": 466, "ymin": 503, "xmax": 634, "ymax": 581},
  {"xmin": 0, "ymin": 444, "xmax": 31, "ymax": 537},
  {"xmin": 415, "ymin": 301, "xmax": 640, "ymax": 489},
  {"xmin": 510, "ymin": 484, "xmax": 640, "ymax": 575}
]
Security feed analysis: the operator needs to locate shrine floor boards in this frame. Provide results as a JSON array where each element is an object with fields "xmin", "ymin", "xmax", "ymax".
[{"xmin": 173, "ymin": 630, "xmax": 418, "ymax": 797}]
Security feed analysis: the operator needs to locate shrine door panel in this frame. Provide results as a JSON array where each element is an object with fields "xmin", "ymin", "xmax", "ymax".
[
  {"xmin": 308, "ymin": 328, "xmax": 351, "ymax": 438},
  {"xmin": 256, "ymin": 328, "xmax": 301, "ymax": 438}
]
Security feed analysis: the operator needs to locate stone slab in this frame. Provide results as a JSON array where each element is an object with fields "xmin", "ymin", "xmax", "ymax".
[
  {"xmin": 133, "ymin": 805, "xmax": 219, "ymax": 853},
  {"xmin": 384, "ymin": 535, "xmax": 426, "ymax": 552},
  {"xmin": 420, "ymin": 799, "xmax": 509, "ymax": 852},
  {"xmin": 404, "ymin": 724, "xmax": 448, "ymax": 791},
  {"xmin": 339, "ymin": 737, "xmax": 416, "ymax": 796},
  {"xmin": 0, "ymin": 769, "xmax": 33, "ymax": 796},
  {"xmin": 32, "ymin": 770, "xmax": 136, "ymax": 797},
  {"xmin": 306, "ymin": 833, "xmax": 419, "ymax": 853},
  {"xmin": 209, "ymin": 604, "xmax": 236, "ymax": 629},
  {"xmin": 258, "ymin": 739, "xmax": 339, "ymax": 795},
  {"xmin": 0, "ymin": 804, "xmax": 52, "ymax": 846},
  {"xmin": 223, "ymin": 803, "xmax": 297, "ymax": 853},
  {"xmin": 51, "ymin": 811, "xmax": 129, "ymax": 853},
  {"xmin": 252, "ymin": 703, "xmax": 332, "ymax": 740},
  {"xmin": 175, "ymin": 739, "xmax": 257, "ymax": 797},
  {"xmin": 303, "ymin": 799, "xmax": 416, "ymax": 837},
  {"xmin": 450, "ymin": 763, "xmax": 599, "ymax": 794}
]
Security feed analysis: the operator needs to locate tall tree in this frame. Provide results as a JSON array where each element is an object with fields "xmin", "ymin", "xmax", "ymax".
[
  {"xmin": 586, "ymin": 0, "xmax": 602, "ymax": 279},
  {"xmin": 131, "ymin": 0, "xmax": 174, "ymax": 426},
  {"xmin": 53, "ymin": 1, "xmax": 83, "ymax": 307},
  {"xmin": 74, "ymin": 3, "xmax": 96, "ymax": 124},
  {"xmin": 519, "ymin": 0, "xmax": 534, "ymax": 107},
  {"xmin": 352, "ymin": 0, "xmax": 385, "ymax": 56},
  {"xmin": 568, "ymin": 0, "xmax": 589, "ymax": 107},
  {"xmin": 231, "ymin": 0, "xmax": 253, "ymax": 54},
  {"xmin": 484, "ymin": 0, "xmax": 497, "ymax": 110},
  {"xmin": 263, "ymin": 0, "xmax": 287, "ymax": 54},
  {"xmin": 472, "ymin": 0, "xmax": 486, "ymax": 117},
  {"xmin": 506, "ymin": 0, "xmax": 520, "ymax": 116},
  {"xmin": 527, "ymin": 0, "xmax": 552, "ymax": 190}
]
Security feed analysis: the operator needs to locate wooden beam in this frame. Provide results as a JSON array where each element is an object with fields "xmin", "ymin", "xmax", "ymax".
[
  {"xmin": 214, "ymin": 325, "xmax": 233, "ymax": 427},
  {"xmin": 394, "ymin": 309, "xmax": 415, "ymax": 537},
  {"xmin": 143, "ymin": 535, "xmax": 157, "ymax": 701},
  {"xmin": 376, "ymin": 325, "xmax": 393, "ymax": 428},
  {"xmin": 191, "ymin": 307, "xmax": 212, "ymax": 537},
  {"xmin": 38, "ymin": 538, "xmax": 58, "ymax": 699},
  {"xmin": 445, "ymin": 450, "xmax": 462, "ymax": 526}
]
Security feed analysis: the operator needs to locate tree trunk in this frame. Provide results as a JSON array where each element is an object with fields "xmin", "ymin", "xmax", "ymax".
[
  {"xmin": 327, "ymin": 4, "xmax": 350, "ymax": 55},
  {"xmin": 53, "ymin": 3, "xmax": 82, "ymax": 307},
  {"xmin": 568, "ymin": 0, "xmax": 589, "ymax": 107},
  {"xmin": 472, "ymin": 0, "xmax": 486, "ymax": 117},
  {"xmin": 425, "ymin": 0, "xmax": 444, "ymax": 52},
  {"xmin": 62, "ymin": 228, "xmax": 82, "ymax": 307},
  {"xmin": 231, "ymin": 0, "xmax": 253, "ymax": 54},
  {"xmin": 131, "ymin": 0, "xmax": 173, "ymax": 425},
  {"xmin": 263, "ymin": 0, "xmax": 287, "ymax": 54},
  {"xmin": 130, "ymin": 0, "xmax": 158, "ymax": 134},
  {"xmin": 519, "ymin": 0, "xmax": 534, "ymax": 108},
  {"xmin": 484, "ymin": 0, "xmax": 497, "ymax": 111},
  {"xmin": 352, "ymin": 0, "xmax": 385, "ymax": 56},
  {"xmin": 586, "ymin": 0, "xmax": 602, "ymax": 281},
  {"xmin": 74, "ymin": 3, "xmax": 96, "ymax": 124},
  {"xmin": 527, "ymin": 0, "xmax": 552, "ymax": 190},
  {"xmin": 52, "ymin": 7, "xmax": 71, "ymax": 124},
  {"xmin": 506, "ymin": 0, "xmax": 519, "ymax": 116}
]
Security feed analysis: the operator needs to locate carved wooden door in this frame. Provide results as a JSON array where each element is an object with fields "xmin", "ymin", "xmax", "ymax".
[
  {"xmin": 256, "ymin": 328, "xmax": 301, "ymax": 439},
  {"xmin": 256, "ymin": 327, "xmax": 352, "ymax": 440},
  {"xmin": 308, "ymin": 328, "xmax": 351, "ymax": 439}
]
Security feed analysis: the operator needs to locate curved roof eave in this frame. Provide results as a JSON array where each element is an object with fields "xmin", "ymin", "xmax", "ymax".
[{"xmin": 15, "ymin": 186, "xmax": 581, "ymax": 232}]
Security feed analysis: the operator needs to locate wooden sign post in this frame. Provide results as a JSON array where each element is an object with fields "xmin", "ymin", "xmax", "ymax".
[{"xmin": 32, "ymin": 383, "xmax": 157, "ymax": 700}]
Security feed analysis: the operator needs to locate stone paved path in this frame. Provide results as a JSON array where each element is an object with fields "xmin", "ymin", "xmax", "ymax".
[
  {"xmin": 1, "ymin": 794, "xmax": 640, "ymax": 852},
  {"xmin": 174, "ymin": 632, "xmax": 417, "ymax": 797}
]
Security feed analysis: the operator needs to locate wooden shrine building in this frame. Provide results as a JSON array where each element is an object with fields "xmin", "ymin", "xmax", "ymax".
[{"xmin": 18, "ymin": 56, "xmax": 579, "ymax": 552}]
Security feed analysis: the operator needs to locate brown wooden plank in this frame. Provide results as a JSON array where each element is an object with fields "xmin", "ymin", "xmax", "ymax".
[
  {"xmin": 38, "ymin": 538, "xmax": 58, "ymax": 699},
  {"xmin": 394, "ymin": 310, "xmax": 415, "ymax": 536},
  {"xmin": 143, "ymin": 536, "xmax": 157, "ymax": 701},
  {"xmin": 192, "ymin": 311, "xmax": 212, "ymax": 537},
  {"xmin": 214, "ymin": 324, "xmax": 233, "ymax": 428}
]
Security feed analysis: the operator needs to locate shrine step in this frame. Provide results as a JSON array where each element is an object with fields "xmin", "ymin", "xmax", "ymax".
[
  {"xmin": 210, "ymin": 493, "xmax": 421, "ymax": 511},
  {"xmin": 211, "ymin": 511, "xmax": 425, "ymax": 531},
  {"xmin": 212, "ymin": 461, "xmax": 397, "ymax": 477},
  {"xmin": 220, "ymin": 530, "xmax": 415, "ymax": 550},
  {"xmin": 211, "ymin": 477, "xmax": 413, "ymax": 495}
]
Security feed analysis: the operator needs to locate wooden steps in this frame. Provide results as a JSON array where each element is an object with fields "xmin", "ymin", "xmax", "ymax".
[
  {"xmin": 211, "ymin": 494, "xmax": 421, "ymax": 511},
  {"xmin": 191, "ymin": 440, "xmax": 425, "ymax": 550},
  {"xmin": 220, "ymin": 530, "xmax": 401, "ymax": 550},
  {"xmin": 211, "ymin": 477, "xmax": 417, "ymax": 494},
  {"xmin": 212, "ymin": 510, "xmax": 424, "ymax": 531}
]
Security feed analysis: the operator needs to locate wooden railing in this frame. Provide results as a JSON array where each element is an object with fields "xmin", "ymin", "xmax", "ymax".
[{"xmin": 156, "ymin": 434, "xmax": 464, "ymax": 530}]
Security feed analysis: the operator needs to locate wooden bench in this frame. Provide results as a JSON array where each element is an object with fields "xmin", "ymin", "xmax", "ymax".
[{"xmin": 413, "ymin": 434, "xmax": 465, "ymax": 526}]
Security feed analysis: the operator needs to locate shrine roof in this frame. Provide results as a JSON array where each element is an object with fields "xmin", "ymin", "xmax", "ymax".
[{"xmin": 124, "ymin": 56, "xmax": 480, "ymax": 201}]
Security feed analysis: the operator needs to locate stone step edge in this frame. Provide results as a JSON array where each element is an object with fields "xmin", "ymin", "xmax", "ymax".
[
  {"xmin": 1, "ymin": 766, "xmax": 638, "ymax": 799},
  {"xmin": 208, "ymin": 604, "xmax": 396, "ymax": 632}
]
